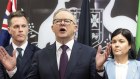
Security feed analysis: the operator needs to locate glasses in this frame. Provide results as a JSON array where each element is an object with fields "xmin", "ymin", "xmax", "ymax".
[{"xmin": 53, "ymin": 19, "xmax": 75, "ymax": 25}]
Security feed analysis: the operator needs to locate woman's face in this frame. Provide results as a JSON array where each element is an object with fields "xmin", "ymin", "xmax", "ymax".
[{"xmin": 111, "ymin": 33, "xmax": 131, "ymax": 57}]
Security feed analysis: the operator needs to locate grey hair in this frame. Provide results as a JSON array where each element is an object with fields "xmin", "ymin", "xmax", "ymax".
[{"xmin": 53, "ymin": 8, "xmax": 76, "ymax": 24}]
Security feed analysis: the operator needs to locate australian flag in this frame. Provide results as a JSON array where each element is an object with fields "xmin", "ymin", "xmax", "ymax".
[{"xmin": 0, "ymin": 0, "xmax": 16, "ymax": 47}]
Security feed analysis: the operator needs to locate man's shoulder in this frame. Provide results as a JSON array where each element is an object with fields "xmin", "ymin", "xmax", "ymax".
[
  {"xmin": 75, "ymin": 41, "xmax": 96, "ymax": 50},
  {"xmin": 74, "ymin": 42, "xmax": 97, "ymax": 56},
  {"xmin": 27, "ymin": 43, "xmax": 40, "ymax": 52},
  {"xmin": 35, "ymin": 43, "xmax": 55, "ymax": 54}
]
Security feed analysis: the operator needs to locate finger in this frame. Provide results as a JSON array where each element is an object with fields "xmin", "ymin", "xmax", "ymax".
[
  {"xmin": 104, "ymin": 43, "xmax": 111, "ymax": 59},
  {"xmin": 107, "ymin": 43, "xmax": 111, "ymax": 55},
  {"xmin": 97, "ymin": 45, "xmax": 102, "ymax": 54},
  {"xmin": 108, "ymin": 43, "xmax": 112, "ymax": 53},
  {"xmin": 0, "ymin": 53, "xmax": 3, "ymax": 60},
  {"xmin": 0, "ymin": 47, "xmax": 3, "ymax": 58},
  {"xmin": 105, "ymin": 43, "xmax": 110, "ymax": 55},
  {"xmin": 105, "ymin": 43, "xmax": 109, "ymax": 55},
  {"xmin": 1, "ymin": 46, "xmax": 8, "ymax": 56},
  {"xmin": 12, "ymin": 50, "xmax": 16, "ymax": 58},
  {"xmin": 0, "ymin": 46, "xmax": 6, "ymax": 57}
]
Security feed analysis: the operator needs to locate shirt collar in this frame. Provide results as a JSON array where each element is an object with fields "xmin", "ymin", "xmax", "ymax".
[
  {"xmin": 114, "ymin": 60, "xmax": 129, "ymax": 66},
  {"xmin": 12, "ymin": 41, "xmax": 28, "ymax": 51},
  {"xmin": 56, "ymin": 39, "xmax": 74, "ymax": 51}
]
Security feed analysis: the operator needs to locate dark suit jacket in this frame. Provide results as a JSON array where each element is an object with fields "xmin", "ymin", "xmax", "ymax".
[
  {"xmin": 27, "ymin": 41, "xmax": 108, "ymax": 79},
  {"xmin": 0, "ymin": 43, "xmax": 40, "ymax": 79}
]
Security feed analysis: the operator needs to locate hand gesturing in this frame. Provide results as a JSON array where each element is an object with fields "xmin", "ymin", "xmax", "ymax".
[
  {"xmin": 96, "ymin": 43, "xmax": 111, "ymax": 70},
  {"xmin": 0, "ymin": 46, "xmax": 16, "ymax": 71}
]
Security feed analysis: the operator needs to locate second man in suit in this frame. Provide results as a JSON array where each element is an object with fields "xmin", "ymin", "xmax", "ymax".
[{"xmin": 0, "ymin": 10, "xmax": 40, "ymax": 79}]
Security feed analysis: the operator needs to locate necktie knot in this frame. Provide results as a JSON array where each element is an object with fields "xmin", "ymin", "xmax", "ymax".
[
  {"xmin": 17, "ymin": 48, "xmax": 22, "ymax": 52},
  {"xmin": 16, "ymin": 48, "xmax": 23, "ymax": 57},
  {"xmin": 16, "ymin": 48, "xmax": 22, "ymax": 52},
  {"xmin": 61, "ymin": 45, "xmax": 68, "ymax": 52}
]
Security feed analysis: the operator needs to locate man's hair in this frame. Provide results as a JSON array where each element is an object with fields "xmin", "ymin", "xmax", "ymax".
[
  {"xmin": 8, "ymin": 10, "xmax": 29, "ymax": 26},
  {"xmin": 53, "ymin": 8, "xmax": 76, "ymax": 24}
]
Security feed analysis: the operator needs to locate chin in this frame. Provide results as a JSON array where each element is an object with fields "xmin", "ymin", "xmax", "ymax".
[
  {"xmin": 114, "ymin": 53, "xmax": 122, "ymax": 56},
  {"xmin": 58, "ymin": 35, "xmax": 68, "ymax": 38},
  {"xmin": 17, "ymin": 39, "xmax": 25, "ymax": 42}
]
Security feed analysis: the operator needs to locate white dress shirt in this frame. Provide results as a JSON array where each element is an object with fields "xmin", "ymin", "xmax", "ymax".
[
  {"xmin": 56, "ymin": 39, "xmax": 74, "ymax": 69},
  {"xmin": 115, "ymin": 61, "xmax": 129, "ymax": 79},
  {"xmin": 6, "ymin": 41, "xmax": 28, "ymax": 77}
]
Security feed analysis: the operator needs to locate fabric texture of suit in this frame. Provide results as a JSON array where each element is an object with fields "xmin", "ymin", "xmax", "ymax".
[
  {"xmin": 0, "ymin": 43, "xmax": 40, "ymax": 79},
  {"xmin": 105, "ymin": 59, "xmax": 140, "ymax": 79},
  {"xmin": 27, "ymin": 41, "xmax": 108, "ymax": 79}
]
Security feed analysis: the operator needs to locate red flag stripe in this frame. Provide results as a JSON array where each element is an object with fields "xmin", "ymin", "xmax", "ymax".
[
  {"xmin": 7, "ymin": 0, "xmax": 12, "ymax": 13},
  {"xmin": 2, "ymin": 24, "xmax": 8, "ymax": 30}
]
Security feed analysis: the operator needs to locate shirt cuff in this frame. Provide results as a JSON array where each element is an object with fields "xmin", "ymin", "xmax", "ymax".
[
  {"xmin": 97, "ymin": 71, "xmax": 104, "ymax": 76},
  {"xmin": 6, "ymin": 67, "xmax": 17, "ymax": 78},
  {"xmin": 96, "ymin": 67, "xmax": 105, "ymax": 77}
]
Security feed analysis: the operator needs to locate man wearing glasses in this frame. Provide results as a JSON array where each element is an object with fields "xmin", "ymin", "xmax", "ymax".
[{"xmin": 27, "ymin": 8, "xmax": 110, "ymax": 79}]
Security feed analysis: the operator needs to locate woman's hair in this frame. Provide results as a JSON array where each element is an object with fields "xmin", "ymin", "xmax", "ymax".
[{"xmin": 110, "ymin": 28, "xmax": 136, "ymax": 59}]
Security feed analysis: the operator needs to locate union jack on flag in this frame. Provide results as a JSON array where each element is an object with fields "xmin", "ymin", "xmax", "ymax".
[{"xmin": 0, "ymin": 0, "xmax": 17, "ymax": 47}]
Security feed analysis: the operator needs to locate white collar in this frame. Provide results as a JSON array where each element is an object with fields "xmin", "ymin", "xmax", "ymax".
[
  {"xmin": 12, "ymin": 41, "xmax": 28, "ymax": 51},
  {"xmin": 56, "ymin": 39, "xmax": 74, "ymax": 51},
  {"xmin": 114, "ymin": 60, "xmax": 129, "ymax": 67}
]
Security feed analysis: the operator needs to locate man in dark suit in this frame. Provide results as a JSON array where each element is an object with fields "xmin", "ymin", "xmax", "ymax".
[
  {"xmin": 0, "ymin": 10, "xmax": 40, "ymax": 79},
  {"xmin": 27, "ymin": 8, "xmax": 110, "ymax": 79}
]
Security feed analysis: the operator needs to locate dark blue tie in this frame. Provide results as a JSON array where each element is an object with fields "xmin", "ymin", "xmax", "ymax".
[
  {"xmin": 59, "ymin": 45, "xmax": 69, "ymax": 79},
  {"xmin": 16, "ymin": 48, "xmax": 23, "ymax": 69}
]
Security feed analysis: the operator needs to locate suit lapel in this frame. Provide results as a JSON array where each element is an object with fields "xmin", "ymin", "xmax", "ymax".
[
  {"xmin": 65, "ymin": 42, "xmax": 82, "ymax": 78},
  {"xmin": 47, "ymin": 43, "xmax": 59, "ymax": 79},
  {"xmin": 6, "ymin": 43, "xmax": 33, "ymax": 69},
  {"xmin": 6, "ymin": 44, "xmax": 14, "ymax": 56}
]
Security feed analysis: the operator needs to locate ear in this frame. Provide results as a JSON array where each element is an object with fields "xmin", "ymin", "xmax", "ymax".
[
  {"xmin": 74, "ymin": 25, "xmax": 78, "ymax": 32},
  {"xmin": 129, "ymin": 44, "xmax": 131, "ymax": 50},
  {"xmin": 7, "ymin": 27, "xmax": 11, "ymax": 34},
  {"xmin": 51, "ymin": 25, "xmax": 54, "ymax": 32}
]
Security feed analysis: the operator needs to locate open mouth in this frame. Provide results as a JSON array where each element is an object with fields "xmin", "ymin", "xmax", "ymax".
[{"xmin": 60, "ymin": 28, "xmax": 66, "ymax": 32}]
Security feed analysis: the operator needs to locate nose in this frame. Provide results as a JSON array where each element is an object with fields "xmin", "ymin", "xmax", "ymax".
[
  {"xmin": 18, "ymin": 26, "xmax": 23, "ymax": 31},
  {"xmin": 61, "ymin": 20, "xmax": 65, "ymax": 24},
  {"xmin": 114, "ymin": 42, "xmax": 119, "ymax": 47}
]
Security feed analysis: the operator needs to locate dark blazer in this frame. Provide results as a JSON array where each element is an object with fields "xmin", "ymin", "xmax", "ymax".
[
  {"xmin": 0, "ymin": 43, "xmax": 40, "ymax": 79},
  {"xmin": 27, "ymin": 41, "xmax": 108, "ymax": 79}
]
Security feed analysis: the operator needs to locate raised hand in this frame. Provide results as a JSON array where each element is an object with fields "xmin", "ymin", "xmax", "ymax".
[
  {"xmin": 0, "ymin": 46, "xmax": 16, "ymax": 71},
  {"xmin": 96, "ymin": 43, "xmax": 111, "ymax": 70}
]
